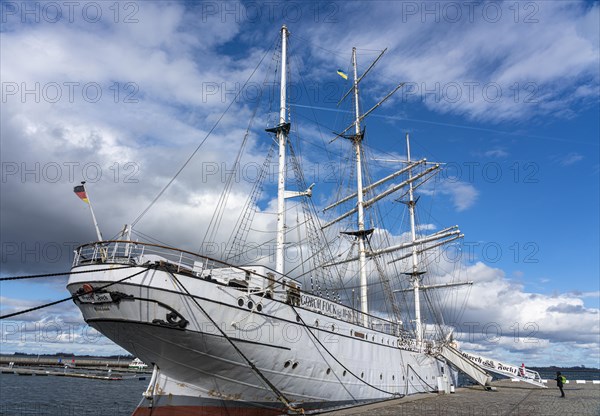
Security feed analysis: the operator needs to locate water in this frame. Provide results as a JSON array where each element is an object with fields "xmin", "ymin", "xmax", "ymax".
[
  {"xmin": 0, "ymin": 372, "xmax": 146, "ymax": 416},
  {"xmin": 2, "ymin": 367, "xmax": 598, "ymax": 415},
  {"xmin": 534, "ymin": 368, "xmax": 600, "ymax": 381},
  {"xmin": 457, "ymin": 368, "xmax": 600, "ymax": 386}
]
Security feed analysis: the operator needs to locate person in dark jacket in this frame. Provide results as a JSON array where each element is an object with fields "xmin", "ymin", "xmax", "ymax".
[{"xmin": 555, "ymin": 371, "xmax": 565, "ymax": 397}]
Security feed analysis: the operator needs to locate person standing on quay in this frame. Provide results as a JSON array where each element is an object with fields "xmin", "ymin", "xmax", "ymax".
[{"xmin": 555, "ymin": 371, "xmax": 566, "ymax": 397}]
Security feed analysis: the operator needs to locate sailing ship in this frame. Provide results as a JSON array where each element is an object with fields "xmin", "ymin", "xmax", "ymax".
[{"xmin": 67, "ymin": 26, "xmax": 544, "ymax": 415}]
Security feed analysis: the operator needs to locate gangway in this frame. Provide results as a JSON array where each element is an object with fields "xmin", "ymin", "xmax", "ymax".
[
  {"xmin": 439, "ymin": 344, "xmax": 493, "ymax": 387},
  {"xmin": 452, "ymin": 348, "xmax": 547, "ymax": 388}
]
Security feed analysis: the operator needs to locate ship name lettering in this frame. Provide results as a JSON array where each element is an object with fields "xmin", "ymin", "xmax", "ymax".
[{"xmin": 300, "ymin": 296, "xmax": 338, "ymax": 316}]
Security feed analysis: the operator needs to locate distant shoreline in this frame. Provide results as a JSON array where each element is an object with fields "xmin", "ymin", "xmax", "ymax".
[
  {"xmin": 1, "ymin": 353, "xmax": 137, "ymax": 369},
  {"xmin": 2, "ymin": 353, "xmax": 598, "ymax": 372}
]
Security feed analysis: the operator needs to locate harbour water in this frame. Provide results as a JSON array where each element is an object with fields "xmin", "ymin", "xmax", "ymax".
[
  {"xmin": 0, "ymin": 372, "xmax": 146, "ymax": 416},
  {"xmin": 2, "ymin": 368, "xmax": 598, "ymax": 415}
]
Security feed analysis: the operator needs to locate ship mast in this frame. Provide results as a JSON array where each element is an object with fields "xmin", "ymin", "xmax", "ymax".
[
  {"xmin": 351, "ymin": 48, "xmax": 370, "ymax": 326},
  {"xmin": 405, "ymin": 133, "xmax": 425, "ymax": 347},
  {"xmin": 271, "ymin": 25, "xmax": 313, "ymax": 274},
  {"xmin": 275, "ymin": 25, "xmax": 289, "ymax": 275}
]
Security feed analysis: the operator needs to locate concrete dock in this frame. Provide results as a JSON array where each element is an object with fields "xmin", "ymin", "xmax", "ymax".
[{"xmin": 324, "ymin": 380, "xmax": 600, "ymax": 416}]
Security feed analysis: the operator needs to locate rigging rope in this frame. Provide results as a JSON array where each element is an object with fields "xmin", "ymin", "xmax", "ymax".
[
  {"xmin": 130, "ymin": 37, "xmax": 277, "ymax": 229},
  {"xmin": 0, "ymin": 266, "xmax": 153, "ymax": 320},
  {"xmin": 0, "ymin": 265, "xmax": 135, "ymax": 281},
  {"xmin": 201, "ymin": 36, "xmax": 281, "ymax": 252},
  {"xmin": 291, "ymin": 304, "xmax": 404, "ymax": 397},
  {"xmin": 164, "ymin": 268, "xmax": 304, "ymax": 414}
]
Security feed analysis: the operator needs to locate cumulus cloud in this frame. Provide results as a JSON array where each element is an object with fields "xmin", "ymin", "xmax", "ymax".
[
  {"xmin": 1, "ymin": 1, "xmax": 597, "ymax": 367},
  {"xmin": 439, "ymin": 262, "xmax": 600, "ymax": 365}
]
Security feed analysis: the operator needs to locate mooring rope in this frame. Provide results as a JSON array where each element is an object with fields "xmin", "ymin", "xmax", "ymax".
[
  {"xmin": 0, "ymin": 265, "xmax": 136, "ymax": 281},
  {"xmin": 0, "ymin": 266, "xmax": 153, "ymax": 320}
]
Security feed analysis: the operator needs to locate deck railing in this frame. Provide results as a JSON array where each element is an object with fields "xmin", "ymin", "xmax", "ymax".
[
  {"xmin": 73, "ymin": 241, "xmax": 415, "ymax": 340},
  {"xmin": 73, "ymin": 240, "xmax": 215, "ymax": 275}
]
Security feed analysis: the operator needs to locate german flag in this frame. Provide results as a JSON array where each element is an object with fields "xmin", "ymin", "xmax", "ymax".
[{"xmin": 74, "ymin": 185, "xmax": 89, "ymax": 203}]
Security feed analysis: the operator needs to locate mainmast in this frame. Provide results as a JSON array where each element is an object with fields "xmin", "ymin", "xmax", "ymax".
[
  {"xmin": 275, "ymin": 25, "xmax": 289, "ymax": 275},
  {"xmin": 351, "ymin": 48, "xmax": 370, "ymax": 326},
  {"xmin": 405, "ymin": 133, "xmax": 425, "ymax": 347}
]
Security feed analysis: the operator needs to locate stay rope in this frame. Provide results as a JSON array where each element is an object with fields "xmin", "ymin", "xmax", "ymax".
[
  {"xmin": 130, "ymin": 36, "xmax": 277, "ymax": 229},
  {"xmin": 0, "ymin": 266, "xmax": 153, "ymax": 320},
  {"xmin": 0, "ymin": 265, "xmax": 135, "ymax": 281},
  {"xmin": 164, "ymin": 268, "xmax": 305, "ymax": 415}
]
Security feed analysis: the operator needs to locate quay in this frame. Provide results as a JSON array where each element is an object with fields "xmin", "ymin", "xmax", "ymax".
[
  {"xmin": 325, "ymin": 379, "xmax": 600, "ymax": 416},
  {"xmin": 1, "ymin": 355, "xmax": 130, "ymax": 368},
  {"xmin": 0, "ymin": 355, "xmax": 150, "ymax": 374},
  {"xmin": 0, "ymin": 365, "xmax": 125, "ymax": 380}
]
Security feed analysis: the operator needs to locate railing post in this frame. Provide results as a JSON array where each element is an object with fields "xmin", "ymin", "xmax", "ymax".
[{"xmin": 177, "ymin": 251, "xmax": 183, "ymax": 272}]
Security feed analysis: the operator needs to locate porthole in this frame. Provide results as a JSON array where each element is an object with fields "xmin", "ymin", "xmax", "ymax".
[
  {"xmin": 403, "ymin": 375, "xmax": 405, "ymax": 380},
  {"xmin": 350, "ymin": 330, "xmax": 354, "ymax": 336},
  {"xmin": 380, "ymin": 374, "xmax": 383, "ymax": 380},
  {"xmin": 372, "ymin": 336, "xmax": 375, "ymax": 341},
  {"xmin": 256, "ymin": 304, "xmax": 263, "ymax": 312},
  {"xmin": 411, "ymin": 376, "xmax": 414, "ymax": 380},
  {"xmin": 296, "ymin": 315, "xmax": 301, "ymax": 323},
  {"xmin": 361, "ymin": 372, "xmax": 364, "ymax": 378},
  {"xmin": 237, "ymin": 298, "xmax": 244, "ymax": 307},
  {"xmin": 331, "ymin": 324, "xmax": 335, "ymax": 331},
  {"xmin": 284, "ymin": 361, "xmax": 291, "ymax": 368},
  {"xmin": 392, "ymin": 375, "xmax": 395, "ymax": 381},
  {"xmin": 343, "ymin": 370, "xmax": 347, "ymax": 377},
  {"xmin": 326, "ymin": 368, "xmax": 331, "ymax": 375},
  {"xmin": 292, "ymin": 362, "xmax": 298, "ymax": 370},
  {"xmin": 247, "ymin": 301, "xmax": 254, "ymax": 309},
  {"xmin": 314, "ymin": 320, "xmax": 319, "ymax": 327}
]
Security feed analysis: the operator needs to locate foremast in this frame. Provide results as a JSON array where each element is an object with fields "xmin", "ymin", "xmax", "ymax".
[{"xmin": 271, "ymin": 25, "xmax": 312, "ymax": 275}]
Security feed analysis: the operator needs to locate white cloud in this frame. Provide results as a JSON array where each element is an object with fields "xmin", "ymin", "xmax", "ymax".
[
  {"xmin": 484, "ymin": 148, "xmax": 509, "ymax": 158},
  {"xmin": 432, "ymin": 181, "xmax": 479, "ymax": 212},
  {"xmin": 444, "ymin": 262, "xmax": 600, "ymax": 365},
  {"xmin": 1, "ymin": 1, "xmax": 597, "ymax": 367},
  {"xmin": 557, "ymin": 152, "xmax": 584, "ymax": 166},
  {"xmin": 303, "ymin": 1, "xmax": 599, "ymax": 122}
]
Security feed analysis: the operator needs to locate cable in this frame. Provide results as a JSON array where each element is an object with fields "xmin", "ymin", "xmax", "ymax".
[
  {"xmin": 291, "ymin": 304, "xmax": 403, "ymax": 397},
  {"xmin": 164, "ymin": 268, "xmax": 305, "ymax": 414},
  {"xmin": 0, "ymin": 265, "xmax": 135, "ymax": 281},
  {"xmin": 0, "ymin": 266, "xmax": 153, "ymax": 320},
  {"xmin": 130, "ymin": 37, "xmax": 277, "ymax": 228}
]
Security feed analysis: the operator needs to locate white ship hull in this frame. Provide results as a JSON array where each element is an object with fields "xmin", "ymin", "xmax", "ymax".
[{"xmin": 67, "ymin": 254, "xmax": 454, "ymax": 415}]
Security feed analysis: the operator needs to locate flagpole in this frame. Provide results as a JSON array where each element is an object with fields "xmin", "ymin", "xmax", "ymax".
[{"xmin": 81, "ymin": 181, "xmax": 104, "ymax": 241}]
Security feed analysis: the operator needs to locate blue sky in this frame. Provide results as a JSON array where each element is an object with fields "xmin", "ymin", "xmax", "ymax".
[{"xmin": 1, "ymin": 1, "xmax": 599, "ymax": 367}]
